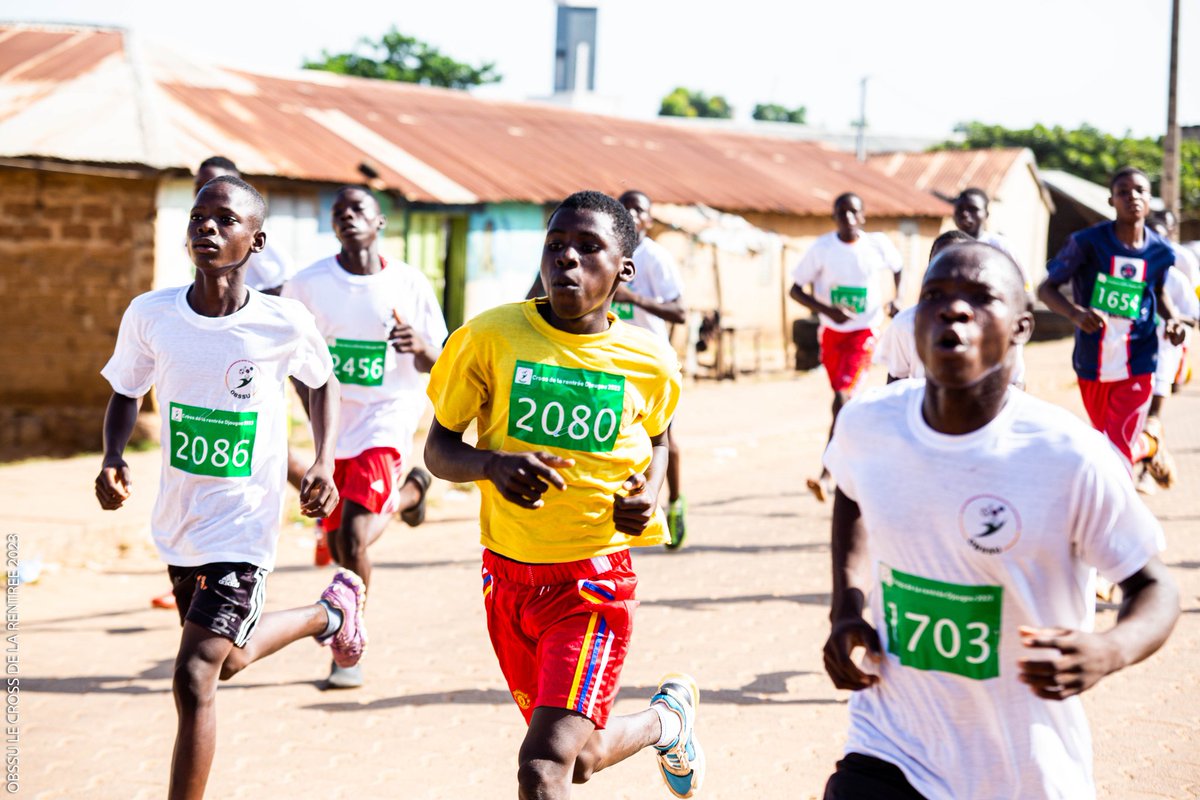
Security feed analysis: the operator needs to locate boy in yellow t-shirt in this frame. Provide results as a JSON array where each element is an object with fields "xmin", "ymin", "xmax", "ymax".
[{"xmin": 426, "ymin": 191, "xmax": 704, "ymax": 798}]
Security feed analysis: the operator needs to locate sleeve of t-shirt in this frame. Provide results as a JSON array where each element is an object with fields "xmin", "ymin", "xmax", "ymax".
[
  {"xmin": 411, "ymin": 272, "xmax": 450, "ymax": 349},
  {"xmin": 791, "ymin": 242, "xmax": 821, "ymax": 288},
  {"xmin": 872, "ymin": 321, "xmax": 913, "ymax": 378},
  {"xmin": 1046, "ymin": 234, "xmax": 1088, "ymax": 284},
  {"xmin": 648, "ymin": 244, "xmax": 684, "ymax": 302},
  {"xmin": 874, "ymin": 234, "xmax": 904, "ymax": 274},
  {"xmin": 1070, "ymin": 441, "xmax": 1164, "ymax": 584},
  {"xmin": 427, "ymin": 323, "xmax": 488, "ymax": 433},
  {"xmin": 100, "ymin": 299, "xmax": 156, "ymax": 398},
  {"xmin": 287, "ymin": 305, "xmax": 334, "ymax": 389},
  {"xmin": 641, "ymin": 344, "xmax": 683, "ymax": 438},
  {"xmin": 822, "ymin": 403, "xmax": 861, "ymax": 501}
]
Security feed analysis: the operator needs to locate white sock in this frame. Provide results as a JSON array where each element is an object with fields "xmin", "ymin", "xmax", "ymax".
[
  {"xmin": 316, "ymin": 599, "xmax": 343, "ymax": 641},
  {"xmin": 652, "ymin": 700, "xmax": 683, "ymax": 748}
]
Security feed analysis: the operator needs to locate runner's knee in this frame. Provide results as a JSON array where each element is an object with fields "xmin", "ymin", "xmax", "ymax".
[{"xmin": 517, "ymin": 756, "xmax": 572, "ymax": 795}]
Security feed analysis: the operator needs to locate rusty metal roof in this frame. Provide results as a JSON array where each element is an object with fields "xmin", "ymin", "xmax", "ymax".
[
  {"xmin": 866, "ymin": 147, "xmax": 1034, "ymax": 203},
  {"xmin": 0, "ymin": 22, "xmax": 948, "ymax": 218}
]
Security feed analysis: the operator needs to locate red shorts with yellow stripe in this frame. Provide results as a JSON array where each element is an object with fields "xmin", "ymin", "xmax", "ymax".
[{"xmin": 481, "ymin": 548, "xmax": 637, "ymax": 730}]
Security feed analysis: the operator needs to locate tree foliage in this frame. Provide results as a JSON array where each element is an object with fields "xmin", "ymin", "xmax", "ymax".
[
  {"xmin": 935, "ymin": 121, "xmax": 1200, "ymax": 218},
  {"xmin": 658, "ymin": 87, "xmax": 733, "ymax": 119},
  {"xmin": 752, "ymin": 103, "xmax": 807, "ymax": 125},
  {"xmin": 304, "ymin": 28, "xmax": 501, "ymax": 90}
]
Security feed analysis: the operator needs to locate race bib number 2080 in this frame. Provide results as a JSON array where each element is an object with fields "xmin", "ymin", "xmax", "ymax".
[{"xmin": 507, "ymin": 361, "xmax": 625, "ymax": 453}]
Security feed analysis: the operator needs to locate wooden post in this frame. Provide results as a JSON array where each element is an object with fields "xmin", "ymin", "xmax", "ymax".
[
  {"xmin": 779, "ymin": 243, "xmax": 791, "ymax": 370},
  {"xmin": 1162, "ymin": 0, "xmax": 1181, "ymax": 225}
]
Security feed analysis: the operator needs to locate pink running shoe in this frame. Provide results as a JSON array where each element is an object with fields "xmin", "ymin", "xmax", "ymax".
[{"xmin": 319, "ymin": 570, "xmax": 367, "ymax": 668}]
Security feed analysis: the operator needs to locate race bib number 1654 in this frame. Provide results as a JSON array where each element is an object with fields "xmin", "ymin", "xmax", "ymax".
[{"xmin": 507, "ymin": 361, "xmax": 625, "ymax": 453}]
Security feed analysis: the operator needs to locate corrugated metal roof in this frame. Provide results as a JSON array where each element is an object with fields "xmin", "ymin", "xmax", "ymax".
[
  {"xmin": 0, "ymin": 23, "xmax": 948, "ymax": 218},
  {"xmin": 866, "ymin": 147, "xmax": 1031, "ymax": 202}
]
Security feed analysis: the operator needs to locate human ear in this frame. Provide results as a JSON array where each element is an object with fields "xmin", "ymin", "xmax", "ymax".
[
  {"xmin": 1011, "ymin": 311, "xmax": 1034, "ymax": 346},
  {"xmin": 618, "ymin": 256, "xmax": 636, "ymax": 284},
  {"xmin": 251, "ymin": 230, "xmax": 266, "ymax": 254}
]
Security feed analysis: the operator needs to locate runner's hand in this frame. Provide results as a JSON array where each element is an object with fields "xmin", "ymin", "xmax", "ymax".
[
  {"xmin": 1071, "ymin": 307, "xmax": 1106, "ymax": 334},
  {"xmin": 388, "ymin": 318, "xmax": 428, "ymax": 357},
  {"xmin": 1016, "ymin": 625, "xmax": 1123, "ymax": 701},
  {"xmin": 824, "ymin": 305, "xmax": 851, "ymax": 325},
  {"xmin": 485, "ymin": 451, "xmax": 574, "ymax": 509},
  {"xmin": 300, "ymin": 465, "xmax": 338, "ymax": 518},
  {"xmin": 1164, "ymin": 319, "xmax": 1187, "ymax": 346},
  {"xmin": 95, "ymin": 460, "xmax": 132, "ymax": 510},
  {"xmin": 884, "ymin": 300, "xmax": 900, "ymax": 318},
  {"xmin": 613, "ymin": 473, "xmax": 654, "ymax": 535},
  {"xmin": 823, "ymin": 616, "xmax": 882, "ymax": 690}
]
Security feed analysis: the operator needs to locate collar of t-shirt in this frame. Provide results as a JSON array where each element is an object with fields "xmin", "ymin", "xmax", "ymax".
[
  {"xmin": 523, "ymin": 299, "xmax": 620, "ymax": 348},
  {"xmin": 332, "ymin": 253, "xmax": 389, "ymax": 285},
  {"xmin": 905, "ymin": 385, "xmax": 1022, "ymax": 452},
  {"xmin": 174, "ymin": 284, "xmax": 258, "ymax": 331}
]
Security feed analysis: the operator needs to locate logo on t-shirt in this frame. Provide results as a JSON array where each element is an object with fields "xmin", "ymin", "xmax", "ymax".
[
  {"xmin": 515, "ymin": 366, "xmax": 534, "ymax": 386},
  {"xmin": 1111, "ymin": 256, "xmax": 1147, "ymax": 282},
  {"xmin": 225, "ymin": 360, "xmax": 259, "ymax": 400},
  {"xmin": 958, "ymin": 494, "xmax": 1022, "ymax": 555}
]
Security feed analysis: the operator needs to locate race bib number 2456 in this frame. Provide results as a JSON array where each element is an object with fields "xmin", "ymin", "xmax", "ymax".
[{"xmin": 507, "ymin": 361, "xmax": 625, "ymax": 453}]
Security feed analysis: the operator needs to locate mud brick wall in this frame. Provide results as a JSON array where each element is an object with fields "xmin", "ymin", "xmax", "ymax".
[{"xmin": 0, "ymin": 167, "xmax": 157, "ymax": 458}]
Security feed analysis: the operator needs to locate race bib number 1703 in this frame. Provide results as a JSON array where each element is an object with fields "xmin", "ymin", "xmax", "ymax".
[
  {"xmin": 880, "ymin": 563, "xmax": 1002, "ymax": 680},
  {"xmin": 169, "ymin": 402, "xmax": 257, "ymax": 478},
  {"xmin": 507, "ymin": 361, "xmax": 625, "ymax": 453}
]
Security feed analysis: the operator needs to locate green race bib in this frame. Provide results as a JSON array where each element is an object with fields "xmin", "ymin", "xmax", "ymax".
[
  {"xmin": 330, "ymin": 339, "xmax": 387, "ymax": 386},
  {"xmin": 831, "ymin": 285, "xmax": 868, "ymax": 314},
  {"xmin": 612, "ymin": 302, "xmax": 635, "ymax": 321},
  {"xmin": 507, "ymin": 361, "xmax": 625, "ymax": 453},
  {"xmin": 880, "ymin": 563, "xmax": 1002, "ymax": 680},
  {"xmin": 169, "ymin": 402, "xmax": 257, "ymax": 478},
  {"xmin": 1090, "ymin": 273, "xmax": 1144, "ymax": 320}
]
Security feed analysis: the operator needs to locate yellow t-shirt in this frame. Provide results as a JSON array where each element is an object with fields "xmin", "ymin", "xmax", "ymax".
[{"xmin": 428, "ymin": 299, "xmax": 682, "ymax": 563}]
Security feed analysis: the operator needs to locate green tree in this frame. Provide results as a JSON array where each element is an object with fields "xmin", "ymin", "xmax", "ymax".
[
  {"xmin": 935, "ymin": 122, "xmax": 1200, "ymax": 218},
  {"xmin": 752, "ymin": 103, "xmax": 807, "ymax": 124},
  {"xmin": 304, "ymin": 28, "xmax": 501, "ymax": 90},
  {"xmin": 658, "ymin": 87, "xmax": 733, "ymax": 120}
]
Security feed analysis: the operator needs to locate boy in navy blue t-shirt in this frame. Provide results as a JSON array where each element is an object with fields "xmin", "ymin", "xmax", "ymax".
[{"xmin": 1038, "ymin": 167, "xmax": 1186, "ymax": 467}]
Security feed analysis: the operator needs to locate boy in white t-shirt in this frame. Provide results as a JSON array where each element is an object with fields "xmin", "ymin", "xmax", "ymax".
[
  {"xmin": 789, "ymin": 192, "xmax": 903, "ymax": 502},
  {"xmin": 96, "ymin": 176, "xmax": 366, "ymax": 799},
  {"xmin": 616, "ymin": 189, "xmax": 690, "ymax": 548},
  {"xmin": 283, "ymin": 185, "xmax": 447, "ymax": 688},
  {"xmin": 821, "ymin": 242, "xmax": 1179, "ymax": 799}
]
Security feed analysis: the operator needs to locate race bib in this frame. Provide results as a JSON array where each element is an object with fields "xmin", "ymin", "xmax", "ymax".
[
  {"xmin": 330, "ymin": 339, "xmax": 387, "ymax": 386},
  {"xmin": 169, "ymin": 402, "xmax": 257, "ymax": 478},
  {"xmin": 1090, "ymin": 273, "xmax": 1144, "ymax": 320},
  {"xmin": 507, "ymin": 361, "xmax": 625, "ymax": 453},
  {"xmin": 880, "ymin": 563, "xmax": 1002, "ymax": 680},
  {"xmin": 831, "ymin": 285, "xmax": 868, "ymax": 314},
  {"xmin": 612, "ymin": 302, "xmax": 635, "ymax": 321}
]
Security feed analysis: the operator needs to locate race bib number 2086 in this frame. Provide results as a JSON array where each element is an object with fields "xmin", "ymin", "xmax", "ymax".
[{"xmin": 507, "ymin": 361, "xmax": 625, "ymax": 453}]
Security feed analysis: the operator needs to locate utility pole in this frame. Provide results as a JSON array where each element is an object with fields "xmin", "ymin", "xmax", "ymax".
[
  {"xmin": 1162, "ymin": 0, "xmax": 1181, "ymax": 229},
  {"xmin": 855, "ymin": 76, "xmax": 869, "ymax": 162}
]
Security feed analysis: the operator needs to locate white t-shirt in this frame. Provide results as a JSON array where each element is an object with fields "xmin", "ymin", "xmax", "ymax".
[
  {"xmin": 615, "ymin": 237, "xmax": 684, "ymax": 340},
  {"xmin": 976, "ymin": 231, "xmax": 1029, "ymax": 288},
  {"xmin": 1154, "ymin": 264, "xmax": 1199, "ymax": 395},
  {"xmin": 874, "ymin": 306, "xmax": 1027, "ymax": 385},
  {"xmin": 1171, "ymin": 241, "xmax": 1199, "ymax": 289},
  {"xmin": 791, "ymin": 231, "xmax": 903, "ymax": 333},
  {"xmin": 101, "ymin": 286, "xmax": 332, "ymax": 571},
  {"xmin": 283, "ymin": 256, "xmax": 449, "ymax": 461},
  {"xmin": 823, "ymin": 382, "xmax": 1162, "ymax": 800}
]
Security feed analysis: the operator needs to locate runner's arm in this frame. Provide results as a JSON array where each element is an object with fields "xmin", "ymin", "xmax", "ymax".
[
  {"xmin": 613, "ymin": 430, "xmax": 669, "ymax": 534},
  {"xmin": 424, "ymin": 419, "xmax": 573, "ymax": 510},
  {"xmin": 1037, "ymin": 275, "xmax": 1104, "ymax": 334},
  {"xmin": 612, "ymin": 287, "xmax": 686, "ymax": 325},
  {"xmin": 823, "ymin": 488, "xmax": 882, "ymax": 690},
  {"xmin": 1156, "ymin": 282, "xmax": 1189, "ymax": 345},
  {"xmin": 299, "ymin": 376, "xmax": 340, "ymax": 517},
  {"xmin": 789, "ymin": 282, "xmax": 848, "ymax": 324},
  {"xmin": 1017, "ymin": 557, "xmax": 1179, "ymax": 701},
  {"xmin": 94, "ymin": 392, "xmax": 139, "ymax": 510}
]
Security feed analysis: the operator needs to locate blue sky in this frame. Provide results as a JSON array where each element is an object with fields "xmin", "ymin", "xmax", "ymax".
[{"xmin": 6, "ymin": 0, "xmax": 1196, "ymax": 139}]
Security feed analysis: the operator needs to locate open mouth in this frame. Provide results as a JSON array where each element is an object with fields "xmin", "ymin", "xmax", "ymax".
[
  {"xmin": 191, "ymin": 240, "xmax": 219, "ymax": 253},
  {"xmin": 935, "ymin": 328, "xmax": 969, "ymax": 351}
]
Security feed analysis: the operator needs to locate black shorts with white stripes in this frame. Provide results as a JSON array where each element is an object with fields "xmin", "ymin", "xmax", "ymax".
[{"xmin": 167, "ymin": 562, "xmax": 267, "ymax": 648}]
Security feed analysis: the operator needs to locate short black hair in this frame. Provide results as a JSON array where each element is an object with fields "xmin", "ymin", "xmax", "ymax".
[
  {"xmin": 1109, "ymin": 166, "xmax": 1150, "ymax": 190},
  {"xmin": 929, "ymin": 229, "xmax": 975, "ymax": 260},
  {"xmin": 955, "ymin": 187, "xmax": 989, "ymax": 209},
  {"xmin": 926, "ymin": 241, "xmax": 1027, "ymax": 311},
  {"xmin": 199, "ymin": 174, "xmax": 266, "ymax": 226},
  {"xmin": 551, "ymin": 190, "xmax": 639, "ymax": 257},
  {"xmin": 834, "ymin": 192, "xmax": 862, "ymax": 210},
  {"xmin": 619, "ymin": 189, "xmax": 651, "ymax": 207},
  {"xmin": 334, "ymin": 184, "xmax": 382, "ymax": 211},
  {"xmin": 198, "ymin": 155, "xmax": 239, "ymax": 174}
]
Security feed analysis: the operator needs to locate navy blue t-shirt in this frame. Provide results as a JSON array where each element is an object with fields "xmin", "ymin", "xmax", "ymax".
[{"xmin": 1046, "ymin": 222, "xmax": 1173, "ymax": 381}]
